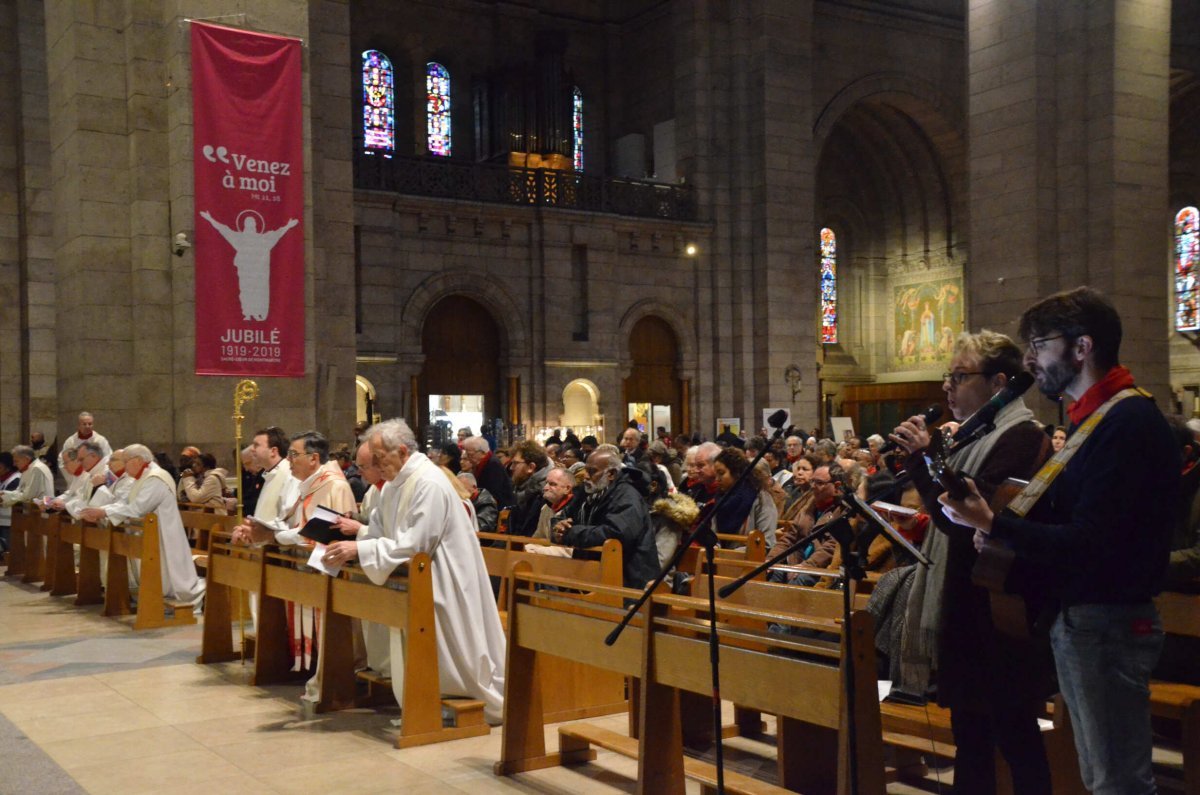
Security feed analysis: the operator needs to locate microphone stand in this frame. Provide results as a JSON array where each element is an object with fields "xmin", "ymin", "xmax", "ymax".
[
  {"xmin": 605, "ymin": 422, "xmax": 789, "ymax": 794},
  {"xmin": 717, "ymin": 492, "xmax": 930, "ymax": 795}
]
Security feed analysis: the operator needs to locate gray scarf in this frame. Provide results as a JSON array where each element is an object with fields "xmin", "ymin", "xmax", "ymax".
[{"xmin": 898, "ymin": 397, "xmax": 1036, "ymax": 695}]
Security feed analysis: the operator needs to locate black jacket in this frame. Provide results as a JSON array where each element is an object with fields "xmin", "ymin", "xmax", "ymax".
[
  {"xmin": 475, "ymin": 455, "xmax": 515, "ymax": 511},
  {"xmin": 562, "ymin": 470, "xmax": 660, "ymax": 590}
]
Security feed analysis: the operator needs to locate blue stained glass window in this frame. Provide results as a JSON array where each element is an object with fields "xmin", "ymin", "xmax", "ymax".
[
  {"xmin": 820, "ymin": 228, "xmax": 837, "ymax": 344},
  {"xmin": 573, "ymin": 87, "xmax": 584, "ymax": 171},
  {"xmin": 427, "ymin": 62, "xmax": 451, "ymax": 157},
  {"xmin": 1177, "ymin": 206, "xmax": 1200, "ymax": 332},
  {"xmin": 362, "ymin": 50, "xmax": 394, "ymax": 156}
]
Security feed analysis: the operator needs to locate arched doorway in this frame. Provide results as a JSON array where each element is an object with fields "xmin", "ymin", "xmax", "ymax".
[
  {"xmin": 560, "ymin": 378, "xmax": 602, "ymax": 441},
  {"xmin": 355, "ymin": 375, "xmax": 378, "ymax": 425},
  {"xmin": 419, "ymin": 295, "xmax": 502, "ymax": 445},
  {"xmin": 623, "ymin": 315, "xmax": 681, "ymax": 435}
]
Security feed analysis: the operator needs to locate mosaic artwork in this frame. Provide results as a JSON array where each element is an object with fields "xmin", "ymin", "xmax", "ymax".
[{"xmin": 893, "ymin": 278, "xmax": 963, "ymax": 367}]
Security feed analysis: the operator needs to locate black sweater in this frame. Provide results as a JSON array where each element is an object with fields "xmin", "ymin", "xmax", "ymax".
[{"xmin": 992, "ymin": 393, "xmax": 1179, "ymax": 607}]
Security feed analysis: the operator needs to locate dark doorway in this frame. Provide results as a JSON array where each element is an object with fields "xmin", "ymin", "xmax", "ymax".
[
  {"xmin": 419, "ymin": 295, "xmax": 502, "ymax": 441},
  {"xmin": 623, "ymin": 315, "xmax": 682, "ymax": 435}
]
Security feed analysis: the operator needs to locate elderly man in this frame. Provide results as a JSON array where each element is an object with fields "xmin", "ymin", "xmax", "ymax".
[
  {"xmin": 618, "ymin": 427, "xmax": 643, "ymax": 465},
  {"xmin": 461, "ymin": 435, "xmax": 514, "ymax": 510},
  {"xmin": 240, "ymin": 445, "xmax": 264, "ymax": 516},
  {"xmin": 2, "ymin": 445, "xmax": 54, "ymax": 509},
  {"xmin": 686, "ymin": 441, "xmax": 721, "ymax": 503},
  {"xmin": 552, "ymin": 448, "xmax": 660, "ymax": 589},
  {"xmin": 58, "ymin": 412, "xmax": 112, "ymax": 483},
  {"xmin": 50, "ymin": 440, "xmax": 106, "ymax": 518},
  {"xmin": 456, "ymin": 471, "xmax": 498, "ymax": 533},
  {"xmin": 89, "ymin": 449, "xmax": 133, "ymax": 506},
  {"xmin": 80, "ymin": 445, "xmax": 204, "ymax": 608},
  {"xmin": 322, "ymin": 419, "xmax": 506, "ymax": 724}
]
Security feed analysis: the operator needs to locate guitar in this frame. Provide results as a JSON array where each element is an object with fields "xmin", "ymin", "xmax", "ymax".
[{"xmin": 924, "ymin": 429, "xmax": 1042, "ymax": 640}]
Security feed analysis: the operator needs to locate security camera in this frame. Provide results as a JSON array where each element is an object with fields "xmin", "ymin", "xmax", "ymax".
[{"xmin": 173, "ymin": 232, "xmax": 191, "ymax": 257}]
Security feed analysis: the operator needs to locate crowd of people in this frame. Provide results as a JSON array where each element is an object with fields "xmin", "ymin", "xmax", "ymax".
[{"xmin": 3, "ymin": 286, "xmax": 1198, "ymax": 793}]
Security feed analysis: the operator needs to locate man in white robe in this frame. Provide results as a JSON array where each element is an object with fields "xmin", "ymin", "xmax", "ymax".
[
  {"xmin": 353, "ymin": 441, "xmax": 390, "ymax": 674},
  {"xmin": 58, "ymin": 412, "xmax": 112, "ymax": 486},
  {"xmin": 2, "ymin": 446, "xmax": 55, "ymax": 508},
  {"xmin": 88, "ymin": 449, "xmax": 133, "ymax": 508},
  {"xmin": 323, "ymin": 419, "xmax": 506, "ymax": 724},
  {"xmin": 80, "ymin": 444, "xmax": 205, "ymax": 608},
  {"xmin": 51, "ymin": 440, "xmax": 106, "ymax": 519}
]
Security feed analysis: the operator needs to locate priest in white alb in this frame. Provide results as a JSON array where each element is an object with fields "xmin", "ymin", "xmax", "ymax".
[
  {"xmin": 1, "ymin": 445, "xmax": 55, "ymax": 508},
  {"xmin": 322, "ymin": 418, "xmax": 506, "ymax": 724},
  {"xmin": 80, "ymin": 444, "xmax": 205, "ymax": 608}
]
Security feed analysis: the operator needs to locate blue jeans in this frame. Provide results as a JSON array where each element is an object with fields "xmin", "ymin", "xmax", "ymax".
[{"xmin": 1050, "ymin": 603, "xmax": 1163, "ymax": 795}]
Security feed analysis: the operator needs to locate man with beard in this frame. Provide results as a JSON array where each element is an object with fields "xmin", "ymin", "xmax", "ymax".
[
  {"xmin": 939, "ymin": 287, "xmax": 1177, "ymax": 795},
  {"xmin": 889, "ymin": 331, "xmax": 1053, "ymax": 795},
  {"xmin": 551, "ymin": 448, "xmax": 659, "ymax": 589},
  {"xmin": 505, "ymin": 440, "xmax": 550, "ymax": 537}
]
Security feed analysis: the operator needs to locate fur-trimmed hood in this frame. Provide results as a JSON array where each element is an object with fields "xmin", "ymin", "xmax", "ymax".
[{"xmin": 651, "ymin": 492, "xmax": 699, "ymax": 530}]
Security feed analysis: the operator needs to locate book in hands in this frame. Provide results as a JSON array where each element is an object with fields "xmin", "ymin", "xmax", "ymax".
[{"xmin": 297, "ymin": 504, "xmax": 348, "ymax": 546}]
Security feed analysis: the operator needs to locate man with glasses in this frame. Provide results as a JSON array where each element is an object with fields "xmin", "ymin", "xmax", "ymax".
[
  {"xmin": 940, "ymin": 288, "xmax": 1178, "ymax": 795},
  {"xmin": 460, "ymin": 435, "xmax": 515, "ymax": 511},
  {"xmin": 889, "ymin": 330, "xmax": 1053, "ymax": 795},
  {"xmin": 505, "ymin": 440, "xmax": 550, "ymax": 537}
]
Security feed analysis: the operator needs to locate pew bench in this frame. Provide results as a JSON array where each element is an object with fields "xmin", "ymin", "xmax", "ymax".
[
  {"xmin": 103, "ymin": 513, "xmax": 197, "ymax": 629},
  {"xmin": 496, "ymin": 566, "xmax": 887, "ymax": 793},
  {"xmin": 479, "ymin": 538, "xmax": 629, "ymax": 723},
  {"xmin": 1152, "ymin": 590, "xmax": 1200, "ymax": 794}
]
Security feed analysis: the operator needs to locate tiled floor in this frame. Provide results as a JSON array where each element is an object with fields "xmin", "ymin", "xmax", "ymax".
[{"xmin": 0, "ymin": 574, "xmax": 1183, "ymax": 794}]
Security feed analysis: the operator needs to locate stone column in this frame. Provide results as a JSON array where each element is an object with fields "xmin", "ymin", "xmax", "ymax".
[
  {"xmin": 967, "ymin": 0, "xmax": 1172, "ymax": 413},
  {"xmin": 675, "ymin": 0, "xmax": 816, "ymax": 434}
]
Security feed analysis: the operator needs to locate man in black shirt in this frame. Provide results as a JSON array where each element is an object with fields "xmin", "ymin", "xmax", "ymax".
[{"xmin": 941, "ymin": 287, "xmax": 1177, "ymax": 795}]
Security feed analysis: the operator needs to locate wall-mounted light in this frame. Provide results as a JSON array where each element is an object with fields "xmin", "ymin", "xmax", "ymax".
[{"xmin": 684, "ymin": 243, "xmax": 698, "ymax": 257}]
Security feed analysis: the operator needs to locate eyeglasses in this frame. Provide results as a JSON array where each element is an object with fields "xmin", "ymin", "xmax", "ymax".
[
  {"xmin": 285, "ymin": 449, "xmax": 310, "ymax": 459},
  {"xmin": 942, "ymin": 371, "xmax": 985, "ymax": 387},
  {"xmin": 811, "ymin": 478, "xmax": 832, "ymax": 487},
  {"xmin": 1028, "ymin": 334, "xmax": 1065, "ymax": 353}
]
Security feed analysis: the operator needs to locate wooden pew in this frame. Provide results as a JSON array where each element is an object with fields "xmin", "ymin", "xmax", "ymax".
[
  {"xmin": 694, "ymin": 574, "xmax": 1086, "ymax": 795},
  {"xmin": 1152, "ymin": 590, "xmax": 1200, "ymax": 794},
  {"xmin": 496, "ymin": 565, "xmax": 887, "ymax": 794},
  {"xmin": 21, "ymin": 506, "xmax": 49, "ymax": 585},
  {"xmin": 4, "ymin": 503, "xmax": 33, "ymax": 578},
  {"xmin": 479, "ymin": 538, "xmax": 629, "ymax": 724},
  {"xmin": 55, "ymin": 515, "xmax": 104, "ymax": 605},
  {"xmin": 330, "ymin": 556, "xmax": 493, "ymax": 747},
  {"xmin": 103, "ymin": 513, "xmax": 197, "ymax": 630},
  {"xmin": 200, "ymin": 537, "xmax": 490, "ymax": 746},
  {"xmin": 676, "ymin": 529, "xmax": 767, "ymax": 577},
  {"xmin": 178, "ymin": 508, "xmax": 227, "ymax": 574}
]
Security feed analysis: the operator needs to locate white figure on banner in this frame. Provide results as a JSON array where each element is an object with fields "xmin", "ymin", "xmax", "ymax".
[{"xmin": 200, "ymin": 209, "xmax": 299, "ymax": 321}]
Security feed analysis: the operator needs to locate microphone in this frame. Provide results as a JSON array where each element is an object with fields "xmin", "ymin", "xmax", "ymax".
[
  {"xmin": 951, "ymin": 371, "xmax": 1035, "ymax": 444},
  {"xmin": 767, "ymin": 409, "xmax": 789, "ymax": 430},
  {"xmin": 879, "ymin": 404, "xmax": 944, "ymax": 455}
]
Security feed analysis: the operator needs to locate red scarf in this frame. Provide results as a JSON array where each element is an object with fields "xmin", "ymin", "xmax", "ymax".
[
  {"xmin": 552, "ymin": 494, "xmax": 573, "ymax": 513},
  {"xmin": 1066, "ymin": 365, "xmax": 1135, "ymax": 427},
  {"xmin": 474, "ymin": 451, "xmax": 492, "ymax": 477}
]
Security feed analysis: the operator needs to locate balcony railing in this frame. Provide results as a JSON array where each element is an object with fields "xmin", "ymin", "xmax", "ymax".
[{"xmin": 354, "ymin": 152, "xmax": 696, "ymax": 222}]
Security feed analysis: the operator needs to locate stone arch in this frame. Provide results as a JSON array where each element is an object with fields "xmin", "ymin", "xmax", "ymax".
[
  {"xmin": 400, "ymin": 269, "xmax": 529, "ymax": 366},
  {"xmin": 616, "ymin": 299, "xmax": 697, "ymax": 376},
  {"xmin": 560, "ymin": 378, "xmax": 601, "ymax": 428},
  {"xmin": 813, "ymin": 72, "xmax": 964, "ymax": 153}
]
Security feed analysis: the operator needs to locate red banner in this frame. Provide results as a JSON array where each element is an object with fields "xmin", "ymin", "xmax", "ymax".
[{"xmin": 192, "ymin": 22, "xmax": 304, "ymax": 377}]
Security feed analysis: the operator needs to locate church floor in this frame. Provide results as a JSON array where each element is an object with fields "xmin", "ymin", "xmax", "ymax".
[{"xmin": 0, "ymin": 574, "xmax": 1181, "ymax": 795}]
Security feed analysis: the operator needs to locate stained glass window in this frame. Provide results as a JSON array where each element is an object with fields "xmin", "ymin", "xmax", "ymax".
[
  {"xmin": 362, "ymin": 50, "xmax": 394, "ymax": 156},
  {"xmin": 573, "ymin": 87, "xmax": 584, "ymax": 171},
  {"xmin": 1177, "ymin": 206, "xmax": 1200, "ymax": 332},
  {"xmin": 427, "ymin": 62, "xmax": 451, "ymax": 157},
  {"xmin": 820, "ymin": 227, "xmax": 837, "ymax": 344}
]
